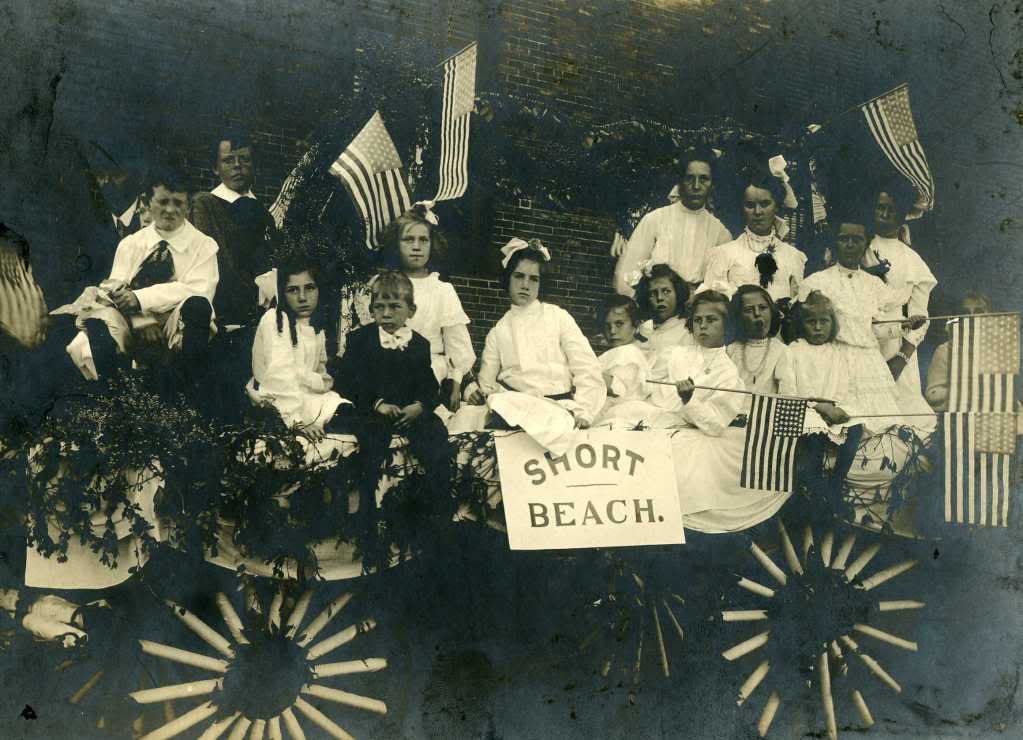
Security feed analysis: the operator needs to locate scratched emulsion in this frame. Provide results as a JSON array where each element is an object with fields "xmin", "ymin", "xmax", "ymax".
[{"xmin": 1, "ymin": 1, "xmax": 1022, "ymax": 738}]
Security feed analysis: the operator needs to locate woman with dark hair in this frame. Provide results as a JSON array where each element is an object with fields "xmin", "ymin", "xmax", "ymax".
[
  {"xmin": 862, "ymin": 181, "xmax": 937, "ymax": 406},
  {"xmin": 378, "ymin": 203, "xmax": 474, "ymax": 411},
  {"xmin": 700, "ymin": 169, "xmax": 806, "ymax": 304},
  {"xmin": 246, "ymin": 255, "xmax": 349, "ymax": 439},
  {"xmin": 458, "ymin": 238, "xmax": 604, "ymax": 449},
  {"xmin": 630, "ymin": 262, "xmax": 693, "ymax": 384},
  {"xmin": 726, "ymin": 284, "xmax": 795, "ymax": 395},
  {"xmin": 614, "ymin": 147, "xmax": 732, "ymax": 297},
  {"xmin": 648, "ymin": 289, "xmax": 745, "ymax": 435}
]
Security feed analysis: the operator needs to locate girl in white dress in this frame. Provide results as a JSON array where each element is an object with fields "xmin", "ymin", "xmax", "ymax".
[
  {"xmin": 379, "ymin": 204, "xmax": 476, "ymax": 412},
  {"xmin": 649, "ymin": 290, "xmax": 746, "ymax": 435},
  {"xmin": 701, "ymin": 171, "xmax": 806, "ymax": 304},
  {"xmin": 247, "ymin": 258, "xmax": 349, "ymax": 439},
  {"xmin": 594, "ymin": 295, "xmax": 659, "ymax": 427},
  {"xmin": 461, "ymin": 239, "xmax": 605, "ymax": 452},
  {"xmin": 628, "ymin": 262, "xmax": 694, "ymax": 383}
]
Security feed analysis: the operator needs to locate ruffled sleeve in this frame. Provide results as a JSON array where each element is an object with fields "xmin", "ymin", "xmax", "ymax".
[
  {"xmin": 667, "ymin": 349, "xmax": 745, "ymax": 436},
  {"xmin": 554, "ymin": 306, "xmax": 607, "ymax": 424},
  {"xmin": 901, "ymin": 247, "xmax": 937, "ymax": 348},
  {"xmin": 438, "ymin": 281, "xmax": 476, "ymax": 382}
]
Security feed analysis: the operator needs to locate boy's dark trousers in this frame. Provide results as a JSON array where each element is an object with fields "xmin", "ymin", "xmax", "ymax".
[{"xmin": 326, "ymin": 408, "xmax": 453, "ymax": 526}]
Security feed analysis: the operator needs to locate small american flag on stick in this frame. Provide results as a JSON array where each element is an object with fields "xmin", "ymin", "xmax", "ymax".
[
  {"xmin": 433, "ymin": 42, "xmax": 477, "ymax": 202},
  {"xmin": 329, "ymin": 112, "xmax": 412, "ymax": 249},
  {"xmin": 944, "ymin": 412, "xmax": 1016, "ymax": 527},
  {"xmin": 740, "ymin": 396, "xmax": 807, "ymax": 493},
  {"xmin": 861, "ymin": 84, "xmax": 935, "ymax": 211},
  {"xmin": 948, "ymin": 314, "xmax": 1019, "ymax": 413}
]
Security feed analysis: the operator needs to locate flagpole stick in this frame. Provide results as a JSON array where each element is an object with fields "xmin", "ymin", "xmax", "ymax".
[
  {"xmin": 872, "ymin": 311, "xmax": 1020, "ymax": 324},
  {"xmin": 430, "ymin": 41, "xmax": 478, "ymax": 73},
  {"xmin": 804, "ymin": 82, "xmax": 910, "ymax": 138},
  {"xmin": 645, "ymin": 381, "xmax": 834, "ymax": 405}
]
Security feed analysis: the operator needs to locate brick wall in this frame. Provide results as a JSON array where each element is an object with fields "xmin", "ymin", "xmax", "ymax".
[
  {"xmin": 45, "ymin": 0, "xmax": 849, "ymax": 357},
  {"xmin": 450, "ymin": 202, "xmax": 617, "ymax": 350}
]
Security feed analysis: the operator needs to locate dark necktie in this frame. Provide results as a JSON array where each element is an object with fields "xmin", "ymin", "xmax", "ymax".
[{"xmin": 131, "ymin": 240, "xmax": 175, "ymax": 290}]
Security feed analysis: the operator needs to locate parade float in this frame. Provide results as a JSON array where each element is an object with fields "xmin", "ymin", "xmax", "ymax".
[{"xmin": 1, "ymin": 42, "xmax": 1019, "ymax": 740}]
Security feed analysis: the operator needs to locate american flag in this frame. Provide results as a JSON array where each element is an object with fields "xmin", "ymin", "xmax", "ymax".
[
  {"xmin": 329, "ymin": 112, "xmax": 412, "ymax": 249},
  {"xmin": 861, "ymin": 84, "xmax": 935, "ymax": 211},
  {"xmin": 944, "ymin": 412, "xmax": 1016, "ymax": 527},
  {"xmin": 948, "ymin": 314, "xmax": 1019, "ymax": 413},
  {"xmin": 740, "ymin": 396, "xmax": 807, "ymax": 493},
  {"xmin": 433, "ymin": 42, "xmax": 477, "ymax": 202},
  {"xmin": 269, "ymin": 148, "xmax": 316, "ymax": 229}
]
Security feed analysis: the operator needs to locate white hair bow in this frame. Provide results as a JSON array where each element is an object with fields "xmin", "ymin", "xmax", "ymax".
[
  {"xmin": 768, "ymin": 154, "xmax": 799, "ymax": 209},
  {"xmin": 411, "ymin": 200, "xmax": 439, "ymax": 225},
  {"xmin": 623, "ymin": 259, "xmax": 657, "ymax": 288},
  {"xmin": 500, "ymin": 237, "xmax": 551, "ymax": 268}
]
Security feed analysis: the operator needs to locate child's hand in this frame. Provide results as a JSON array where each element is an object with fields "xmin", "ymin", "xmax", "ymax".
[
  {"xmin": 815, "ymin": 402, "xmax": 850, "ymax": 426},
  {"xmin": 902, "ymin": 315, "xmax": 927, "ymax": 331},
  {"xmin": 602, "ymin": 371, "xmax": 618, "ymax": 397},
  {"xmin": 575, "ymin": 416, "xmax": 591, "ymax": 430},
  {"xmin": 446, "ymin": 381, "xmax": 461, "ymax": 412},
  {"xmin": 464, "ymin": 382, "xmax": 486, "ymax": 405},
  {"xmin": 675, "ymin": 378, "xmax": 695, "ymax": 404},
  {"xmin": 395, "ymin": 402, "xmax": 424, "ymax": 431},
  {"xmin": 376, "ymin": 402, "xmax": 403, "ymax": 420},
  {"xmin": 302, "ymin": 423, "xmax": 326, "ymax": 443}
]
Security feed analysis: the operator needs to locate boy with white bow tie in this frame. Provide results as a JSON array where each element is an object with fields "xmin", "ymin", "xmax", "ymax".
[{"xmin": 332, "ymin": 270, "xmax": 452, "ymax": 512}]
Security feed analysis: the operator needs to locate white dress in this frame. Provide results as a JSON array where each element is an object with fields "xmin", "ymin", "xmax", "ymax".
[
  {"xmin": 726, "ymin": 338, "xmax": 796, "ymax": 395},
  {"xmin": 594, "ymin": 343, "xmax": 660, "ymax": 427},
  {"xmin": 863, "ymin": 235, "xmax": 937, "ymax": 398},
  {"xmin": 458, "ymin": 300, "xmax": 605, "ymax": 453},
  {"xmin": 638, "ymin": 316, "xmax": 695, "ymax": 382},
  {"xmin": 800, "ymin": 265, "xmax": 935, "ymax": 434},
  {"xmin": 700, "ymin": 228, "xmax": 806, "ymax": 303},
  {"xmin": 246, "ymin": 309, "xmax": 347, "ymax": 430},
  {"xmin": 615, "ymin": 202, "xmax": 732, "ymax": 292},
  {"xmin": 649, "ymin": 345, "xmax": 746, "ymax": 435},
  {"xmin": 407, "ymin": 273, "xmax": 476, "ymax": 384}
]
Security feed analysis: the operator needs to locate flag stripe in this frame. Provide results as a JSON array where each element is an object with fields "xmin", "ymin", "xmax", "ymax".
[
  {"xmin": 434, "ymin": 44, "xmax": 476, "ymax": 202},
  {"xmin": 739, "ymin": 395, "xmax": 804, "ymax": 493},
  {"xmin": 862, "ymin": 91, "xmax": 935, "ymax": 208}
]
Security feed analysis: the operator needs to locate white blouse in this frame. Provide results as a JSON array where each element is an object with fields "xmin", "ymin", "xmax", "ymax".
[
  {"xmin": 800, "ymin": 266, "xmax": 902, "ymax": 349},
  {"xmin": 649, "ymin": 345, "xmax": 745, "ymax": 436},
  {"xmin": 247, "ymin": 309, "xmax": 346, "ymax": 429},
  {"xmin": 477, "ymin": 300, "xmax": 606, "ymax": 423},
  {"xmin": 615, "ymin": 203, "xmax": 732, "ymax": 291},
  {"xmin": 726, "ymin": 338, "xmax": 796, "ymax": 395},
  {"xmin": 701, "ymin": 228, "xmax": 806, "ymax": 302},
  {"xmin": 864, "ymin": 235, "xmax": 936, "ymax": 352},
  {"xmin": 599, "ymin": 343, "xmax": 650, "ymax": 403},
  {"xmin": 407, "ymin": 273, "xmax": 476, "ymax": 384},
  {"xmin": 638, "ymin": 316, "xmax": 695, "ymax": 382}
]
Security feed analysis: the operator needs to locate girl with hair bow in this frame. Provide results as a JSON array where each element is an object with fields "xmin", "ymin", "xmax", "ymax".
[
  {"xmin": 455, "ymin": 238, "xmax": 605, "ymax": 453},
  {"xmin": 377, "ymin": 202, "xmax": 476, "ymax": 413}
]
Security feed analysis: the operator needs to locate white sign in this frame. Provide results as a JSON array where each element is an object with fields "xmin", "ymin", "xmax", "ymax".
[{"xmin": 495, "ymin": 430, "xmax": 685, "ymax": 550}]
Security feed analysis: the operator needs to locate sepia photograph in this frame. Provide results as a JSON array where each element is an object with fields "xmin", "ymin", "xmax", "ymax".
[{"xmin": 1, "ymin": 1, "xmax": 1022, "ymax": 737}]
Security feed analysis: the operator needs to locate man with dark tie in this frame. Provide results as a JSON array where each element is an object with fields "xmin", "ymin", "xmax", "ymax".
[{"xmin": 66, "ymin": 169, "xmax": 219, "ymax": 381}]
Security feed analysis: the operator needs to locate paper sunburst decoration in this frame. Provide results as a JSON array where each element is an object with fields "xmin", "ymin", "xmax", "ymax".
[
  {"xmin": 723, "ymin": 519, "xmax": 924, "ymax": 738},
  {"xmin": 131, "ymin": 586, "xmax": 387, "ymax": 739}
]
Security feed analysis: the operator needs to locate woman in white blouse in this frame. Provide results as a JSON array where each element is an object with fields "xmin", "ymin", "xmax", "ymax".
[
  {"xmin": 861, "ymin": 183, "xmax": 937, "ymax": 400},
  {"xmin": 701, "ymin": 171, "xmax": 806, "ymax": 305}
]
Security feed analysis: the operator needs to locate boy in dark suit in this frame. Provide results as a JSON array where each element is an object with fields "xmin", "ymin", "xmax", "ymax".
[{"xmin": 331, "ymin": 271, "xmax": 453, "ymax": 515}]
